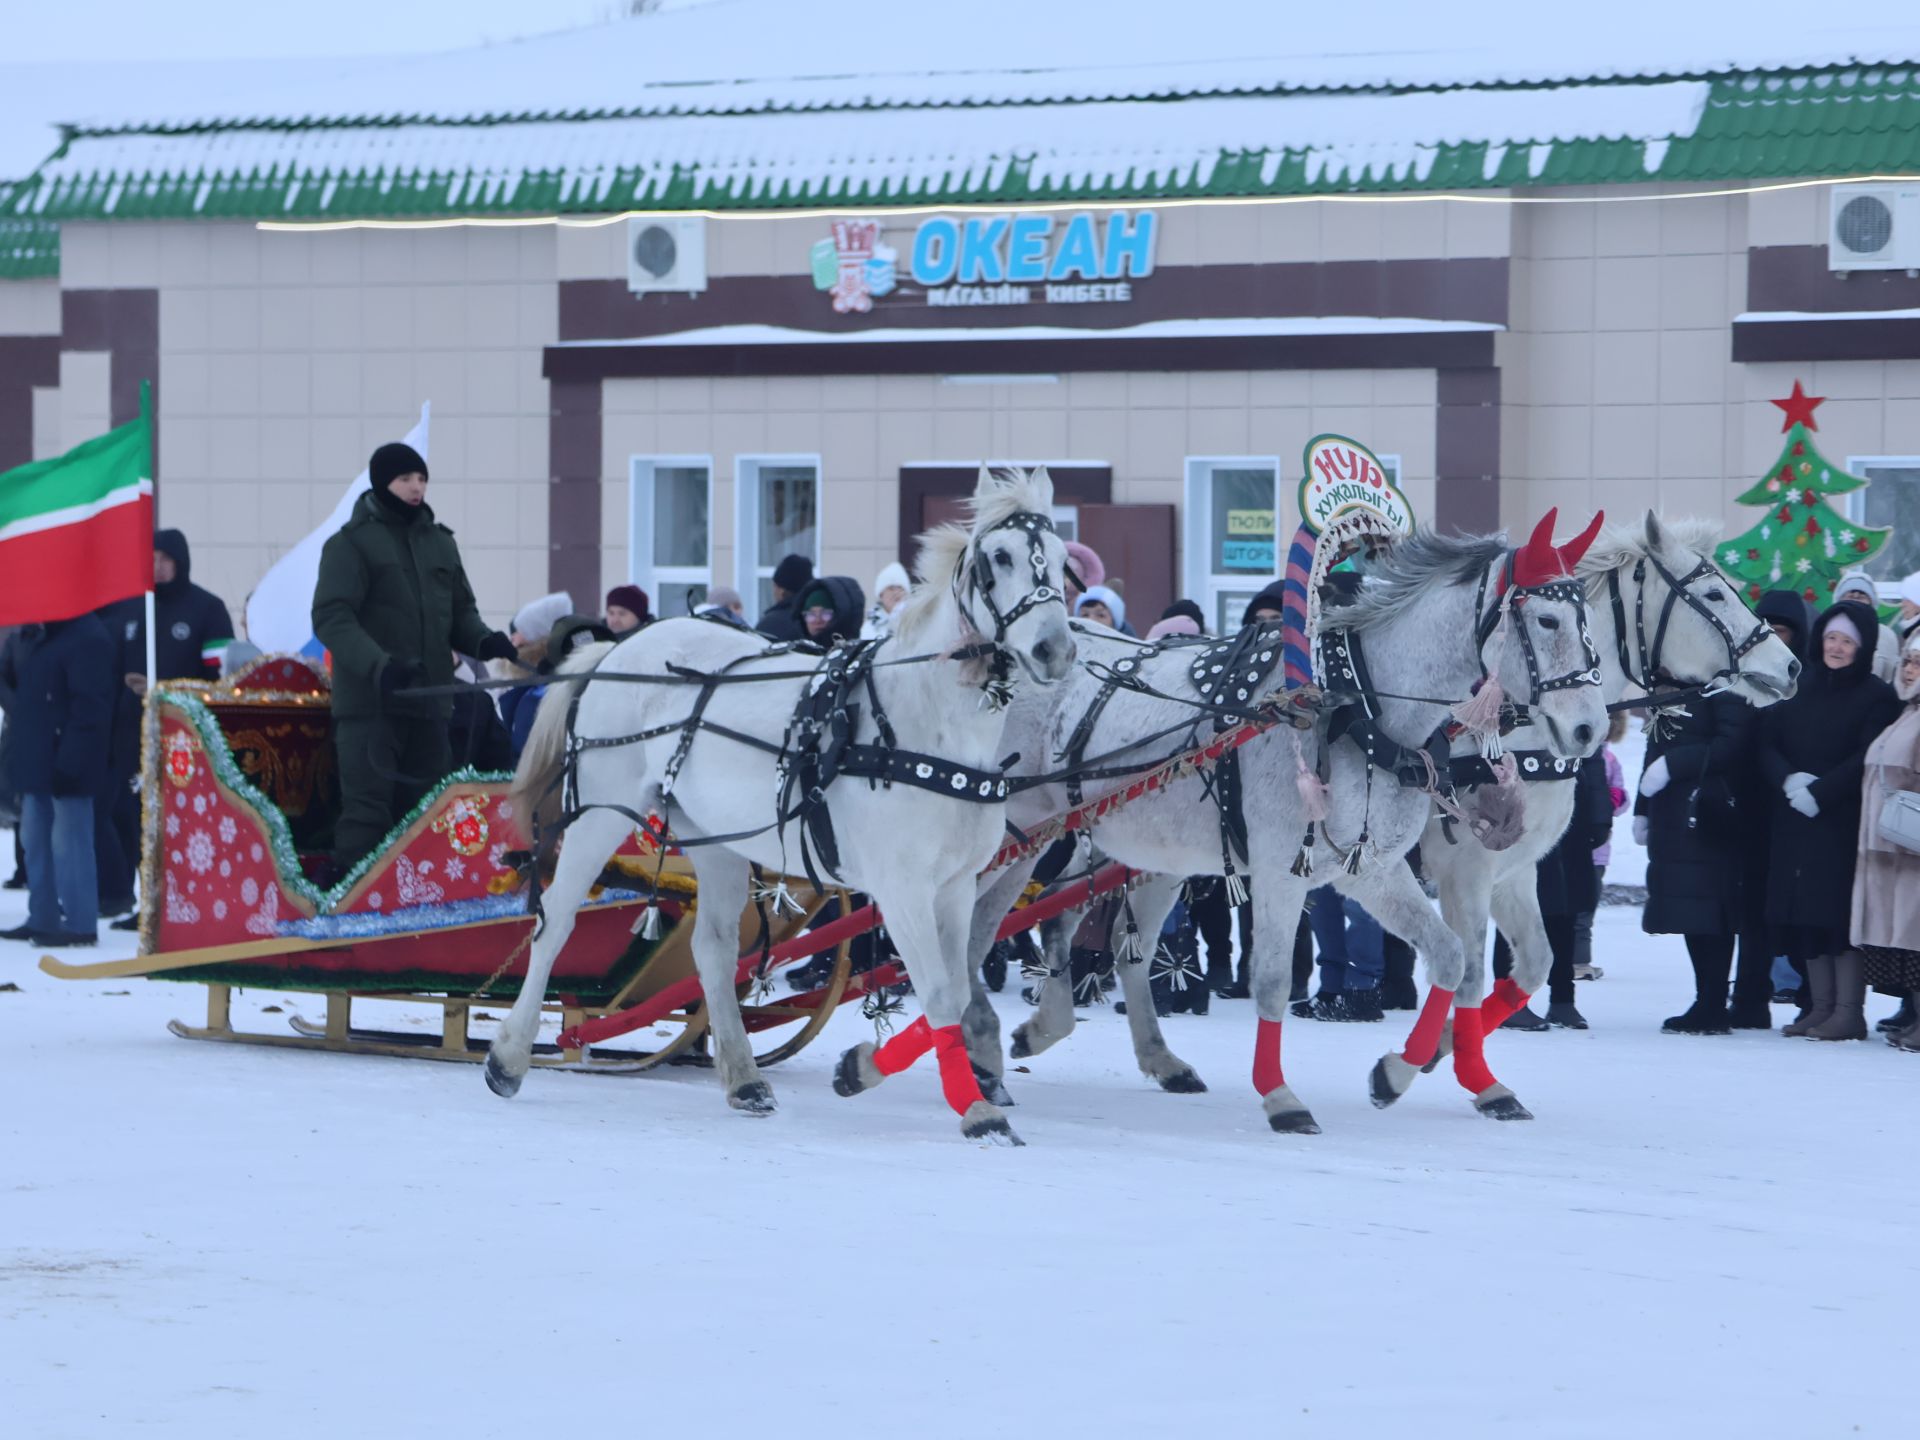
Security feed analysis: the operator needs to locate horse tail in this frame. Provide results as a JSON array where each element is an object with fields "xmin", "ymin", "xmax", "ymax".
[{"xmin": 509, "ymin": 640, "xmax": 617, "ymax": 851}]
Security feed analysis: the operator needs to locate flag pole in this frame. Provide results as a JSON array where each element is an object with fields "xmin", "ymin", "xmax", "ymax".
[{"xmin": 141, "ymin": 380, "xmax": 156, "ymax": 694}]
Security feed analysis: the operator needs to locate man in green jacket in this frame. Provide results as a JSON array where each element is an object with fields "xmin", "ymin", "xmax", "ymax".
[{"xmin": 313, "ymin": 442, "xmax": 517, "ymax": 866}]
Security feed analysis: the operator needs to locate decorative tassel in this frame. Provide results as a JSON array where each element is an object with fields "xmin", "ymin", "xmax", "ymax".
[
  {"xmin": 631, "ymin": 901, "xmax": 662, "ymax": 939},
  {"xmin": 753, "ymin": 877, "xmax": 806, "ymax": 916},
  {"xmin": 1291, "ymin": 823, "xmax": 1316, "ymax": 878},
  {"xmin": 1342, "ymin": 831, "xmax": 1367, "ymax": 875},
  {"xmin": 1115, "ymin": 883, "xmax": 1144, "ymax": 964},
  {"xmin": 1450, "ymin": 673, "xmax": 1506, "ymax": 742},
  {"xmin": 1223, "ymin": 867, "xmax": 1250, "ymax": 907}
]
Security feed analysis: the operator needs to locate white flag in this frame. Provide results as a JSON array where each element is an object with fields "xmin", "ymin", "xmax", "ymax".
[{"xmin": 245, "ymin": 403, "xmax": 430, "ymax": 656}]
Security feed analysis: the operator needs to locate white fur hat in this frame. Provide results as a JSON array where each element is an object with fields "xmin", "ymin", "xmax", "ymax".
[
  {"xmin": 1835, "ymin": 568, "xmax": 1879, "ymax": 606},
  {"xmin": 873, "ymin": 561, "xmax": 911, "ymax": 599},
  {"xmin": 512, "ymin": 591, "xmax": 573, "ymax": 643}
]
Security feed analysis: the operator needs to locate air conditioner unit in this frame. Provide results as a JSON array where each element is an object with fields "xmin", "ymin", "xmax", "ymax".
[
  {"xmin": 1827, "ymin": 185, "xmax": 1920, "ymax": 273},
  {"xmin": 626, "ymin": 216, "xmax": 707, "ymax": 295}
]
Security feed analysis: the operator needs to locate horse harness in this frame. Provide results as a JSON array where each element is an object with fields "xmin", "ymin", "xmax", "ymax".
[{"xmin": 533, "ymin": 509, "xmax": 1065, "ymax": 903}]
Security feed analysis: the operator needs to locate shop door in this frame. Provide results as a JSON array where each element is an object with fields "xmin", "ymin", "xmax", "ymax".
[
  {"xmin": 1077, "ymin": 503, "xmax": 1176, "ymax": 629},
  {"xmin": 898, "ymin": 464, "xmax": 1112, "ymax": 565}
]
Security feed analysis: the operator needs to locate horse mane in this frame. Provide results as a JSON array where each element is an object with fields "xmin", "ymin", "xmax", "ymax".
[
  {"xmin": 1335, "ymin": 530, "xmax": 1509, "ymax": 633},
  {"xmin": 892, "ymin": 467, "xmax": 1054, "ymax": 646},
  {"xmin": 1577, "ymin": 516, "xmax": 1725, "ymax": 598}
]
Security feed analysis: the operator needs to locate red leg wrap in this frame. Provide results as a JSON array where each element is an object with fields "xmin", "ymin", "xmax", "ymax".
[
  {"xmin": 930, "ymin": 1024, "xmax": 987, "ymax": 1115},
  {"xmin": 1400, "ymin": 987, "xmax": 1455, "ymax": 1068},
  {"xmin": 873, "ymin": 1015, "xmax": 934, "ymax": 1077},
  {"xmin": 1252, "ymin": 1018, "xmax": 1285, "ymax": 1096},
  {"xmin": 1452, "ymin": 1007, "xmax": 1499, "ymax": 1095},
  {"xmin": 1478, "ymin": 976, "xmax": 1531, "ymax": 1031}
]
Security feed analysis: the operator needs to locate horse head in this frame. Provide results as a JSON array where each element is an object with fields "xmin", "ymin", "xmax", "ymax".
[
  {"xmin": 1495, "ymin": 508, "xmax": 1610, "ymax": 759},
  {"xmin": 1612, "ymin": 513, "xmax": 1800, "ymax": 705},
  {"xmin": 960, "ymin": 466, "xmax": 1075, "ymax": 685}
]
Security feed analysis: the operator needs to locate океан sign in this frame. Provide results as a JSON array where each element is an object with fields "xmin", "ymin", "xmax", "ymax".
[{"xmin": 810, "ymin": 210, "xmax": 1157, "ymax": 313}]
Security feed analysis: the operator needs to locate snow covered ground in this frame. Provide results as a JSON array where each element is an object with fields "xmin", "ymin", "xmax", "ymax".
[{"xmin": 2, "ymin": 889, "xmax": 1912, "ymax": 1438}]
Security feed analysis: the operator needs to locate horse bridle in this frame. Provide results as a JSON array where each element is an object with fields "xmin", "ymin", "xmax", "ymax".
[
  {"xmin": 1475, "ymin": 555, "xmax": 1604, "ymax": 705},
  {"xmin": 958, "ymin": 509, "xmax": 1067, "ymax": 645},
  {"xmin": 1608, "ymin": 552, "xmax": 1771, "ymax": 701}
]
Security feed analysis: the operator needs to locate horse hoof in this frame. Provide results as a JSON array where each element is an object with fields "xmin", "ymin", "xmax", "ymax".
[
  {"xmin": 1474, "ymin": 1085, "xmax": 1533, "ymax": 1121},
  {"xmin": 1008, "ymin": 1027, "xmax": 1035, "ymax": 1060},
  {"xmin": 973, "ymin": 1064, "xmax": 1016, "ymax": 1108},
  {"xmin": 484, "ymin": 1053, "xmax": 522, "ymax": 1099},
  {"xmin": 833, "ymin": 1043, "xmax": 880, "ymax": 1098},
  {"xmin": 1157, "ymin": 1067, "xmax": 1208, "ymax": 1094},
  {"xmin": 1262, "ymin": 1084, "xmax": 1321, "ymax": 1134},
  {"xmin": 729, "ymin": 1081, "xmax": 776, "ymax": 1115},
  {"xmin": 1267, "ymin": 1107, "xmax": 1322, "ymax": 1135},
  {"xmin": 960, "ymin": 1101, "xmax": 1025, "ymax": 1147},
  {"xmin": 1369, "ymin": 1053, "xmax": 1419, "ymax": 1109}
]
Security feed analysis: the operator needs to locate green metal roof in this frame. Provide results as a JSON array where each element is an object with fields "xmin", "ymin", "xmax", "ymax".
[{"xmin": 8, "ymin": 66, "xmax": 1920, "ymax": 224}]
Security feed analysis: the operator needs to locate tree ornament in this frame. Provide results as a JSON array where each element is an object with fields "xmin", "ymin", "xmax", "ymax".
[{"xmin": 1771, "ymin": 379, "xmax": 1825, "ymax": 432}]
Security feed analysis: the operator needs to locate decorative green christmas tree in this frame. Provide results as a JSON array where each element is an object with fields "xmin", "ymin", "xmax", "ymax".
[{"xmin": 1719, "ymin": 381, "xmax": 1891, "ymax": 609}]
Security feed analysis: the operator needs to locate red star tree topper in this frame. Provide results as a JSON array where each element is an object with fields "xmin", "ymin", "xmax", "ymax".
[{"xmin": 1720, "ymin": 381, "xmax": 1890, "ymax": 606}]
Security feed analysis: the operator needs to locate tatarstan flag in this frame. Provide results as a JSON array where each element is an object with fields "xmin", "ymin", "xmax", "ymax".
[{"xmin": 0, "ymin": 382, "xmax": 154, "ymax": 626}]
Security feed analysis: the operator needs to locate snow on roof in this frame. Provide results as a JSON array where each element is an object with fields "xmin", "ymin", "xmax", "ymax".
[
  {"xmin": 23, "ymin": 0, "xmax": 1920, "ymax": 132},
  {"xmin": 21, "ymin": 80, "xmax": 1711, "ymax": 217}
]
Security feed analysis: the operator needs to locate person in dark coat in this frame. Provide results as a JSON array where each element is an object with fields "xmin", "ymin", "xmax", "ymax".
[
  {"xmin": 1636, "ymin": 690, "xmax": 1752, "ymax": 1033},
  {"xmin": 94, "ymin": 530, "xmax": 237, "ymax": 916},
  {"xmin": 755, "ymin": 554, "xmax": 814, "ymax": 642},
  {"xmin": 1729, "ymin": 589, "xmax": 1812, "ymax": 1025},
  {"xmin": 0, "ymin": 616, "xmax": 116, "ymax": 945},
  {"xmin": 311, "ymin": 442, "xmax": 517, "ymax": 867},
  {"xmin": 795, "ymin": 575, "xmax": 866, "ymax": 645},
  {"xmin": 1758, "ymin": 598, "xmax": 1903, "ymax": 1038}
]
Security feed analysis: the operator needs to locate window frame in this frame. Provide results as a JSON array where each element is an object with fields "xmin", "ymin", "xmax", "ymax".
[
  {"xmin": 735, "ymin": 453, "xmax": 825, "ymax": 621},
  {"xmin": 1843, "ymin": 454, "xmax": 1920, "ymax": 580},
  {"xmin": 1183, "ymin": 455, "xmax": 1282, "ymax": 635},
  {"xmin": 627, "ymin": 454, "xmax": 714, "ymax": 620}
]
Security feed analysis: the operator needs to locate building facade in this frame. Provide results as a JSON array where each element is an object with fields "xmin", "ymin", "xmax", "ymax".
[{"xmin": 4, "ymin": 9, "xmax": 1919, "ymax": 630}]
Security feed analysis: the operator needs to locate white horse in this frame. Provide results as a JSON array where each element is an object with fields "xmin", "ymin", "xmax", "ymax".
[
  {"xmin": 939, "ymin": 516, "xmax": 1614, "ymax": 1134},
  {"xmin": 492, "ymin": 467, "xmax": 1072, "ymax": 1144},
  {"xmin": 1373, "ymin": 513, "xmax": 1802, "ymax": 1118}
]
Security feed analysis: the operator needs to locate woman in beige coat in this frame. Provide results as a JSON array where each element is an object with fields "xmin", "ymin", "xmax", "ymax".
[{"xmin": 1852, "ymin": 628, "xmax": 1920, "ymax": 1051}]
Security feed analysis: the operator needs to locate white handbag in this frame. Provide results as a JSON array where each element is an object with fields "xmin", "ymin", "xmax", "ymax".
[{"xmin": 1878, "ymin": 790, "xmax": 1920, "ymax": 853}]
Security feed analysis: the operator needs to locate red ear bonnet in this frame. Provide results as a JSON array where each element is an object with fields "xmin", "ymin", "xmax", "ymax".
[{"xmin": 1509, "ymin": 509, "xmax": 1606, "ymax": 588}]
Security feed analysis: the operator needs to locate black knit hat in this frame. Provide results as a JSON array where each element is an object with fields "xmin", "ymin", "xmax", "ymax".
[
  {"xmin": 772, "ymin": 553, "xmax": 814, "ymax": 593},
  {"xmin": 1160, "ymin": 598, "xmax": 1206, "ymax": 632},
  {"xmin": 369, "ymin": 442, "xmax": 429, "ymax": 491}
]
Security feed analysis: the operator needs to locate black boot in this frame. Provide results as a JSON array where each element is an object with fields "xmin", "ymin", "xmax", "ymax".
[
  {"xmin": 1728, "ymin": 996, "xmax": 1774, "ymax": 1029},
  {"xmin": 1876, "ymin": 997, "xmax": 1915, "ymax": 1034},
  {"xmin": 1663, "ymin": 1001, "xmax": 1732, "ymax": 1035}
]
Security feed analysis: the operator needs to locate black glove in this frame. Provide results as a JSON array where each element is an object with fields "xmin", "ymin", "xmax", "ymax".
[
  {"xmin": 379, "ymin": 659, "xmax": 424, "ymax": 699},
  {"xmin": 477, "ymin": 632, "xmax": 517, "ymax": 663}
]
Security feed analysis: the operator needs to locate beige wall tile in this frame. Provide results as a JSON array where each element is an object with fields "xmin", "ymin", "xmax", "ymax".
[
  {"xmin": 360, "ymin": 352, "xmax": 415, "ymax": 418},
  {"xmin": 203, "ymin": 225, "xmax": 262, "ymax": 288},
  {"xmin": 1657, "ymin": 330, "xmax": 1733, "ymax": 405},
  {"xmin": 1528, "ymin": 201, "xmax": 1597, "ymax": 260},
  {"xmin": 259, "ymin": 288, "xmax": 313, "ymax": 350},
  {"xmin": 1319, "ymin": 200, "xmax": 1386, "ymax": 261},
  {"xmin": 766, "ymin": 409, "xmax": 825, "ymax": 453},
  {"xmin": 463, "ymin": 350, "xmax": 520, "ymax": 416},
  {"xmin": 1186, "ymin": 407, "xmax": 1250, "ymax": 455},
  {"xmin": 1593, "ymin": 257, "xmax": 1661, "ymax": 331},
  {"xmin": 1659, "ymin": 191, "xmax": 1733, "ymax": 256},
  {"xmin": 1527, "ymin": 331, "xmax": 1595, "ymax": 406},
  {"xmin": 657, "ymin": 376, "xmax": 713, "ymax": 413},
  {"xmin": 1193, "ymin": 203, "xmax": 1264, "ymax": 265},
  {"xmin": 1443, "ymin": 195, "xmax": 1514, "ymax": 258},
  {"xmin": 58, "ymin": 224, "xmax": 112, "ymax": 287},
  {"xmin": 260, "ymin": 421, "xmax": 311, "ymax": 484},
  {"xmin": 1657, "ymin": 404, "xmax": 1726, "ymax": 478},
  {"xmin": 1379, "ymin": 202, "xmax": 1447, "ymax": 260},
  {"xmin": 1594, "ymin": 196, "xmax": 1661, "ymax": 257},
  {"xmin": 1308, "ymin": 370, "xmax": 1372, "ymax": 406},
  {"xmin": 158, "ymin": 223, "xmax": 215, "ymax": 288},
  {"xmin": 210, "ymin": 350, "xmax": 266, "ymax": 416},
  {"xmin": 411, "ymin": 350, "xmax": 469, "ymax": 415},
  {"xmin": 1529, "ymin": 406, "xmax": 1594, "ymax": 480},
  {"xmin": 1593, "ymin": 331, "xmax": 1658, "ymax": 405},
  {"xmin": 1591, "ymin": 403, "xmax": 1658, "ymax": 476},
  {"xmin": 1190, "ymin": 370, "xmax": 1250, "ymax": 409},
  {"xmin": 1657, "ymin": 253, "xmax": 1732, "ymax": 331},
  {"xmin": 1372, "ymin": 368, "xmax": 1437, "ymax": 407},
  {"xmin": 932, "ymin": 408, "xmax": 994, "ymax": 457},
  {"xmin": 358, "ymin": 289, "xmax": 413, "ymax": 350},
  {"xmin": 160, "ymin": 288, "xmax": 211, "ymax": 355},
  {"xmin": 205, "ymin": 419, "xmax": 262, "ymax": 482},
  {"xmin": 766, "ymin": 375, "xmax": 825, "ymax": 413},
  {"xmin": 1007, "ymin": 407, "xmax": 1069, "ymax": 458},
  {"xmin": 1127, "ymin": 372, "xmax": 1188, "ymax": 409},
  {"xmin": 311, "ymin": 290, "xmax": 364, "ymax": 351},
  {"xmin": 1810, "ymin": 360, "xmax": 1888, "ymax": 401},
  {"xmin": 259, "ymin": 229, "xmax": 312, "ymax": 285},
  {"xmin": 162, "ymin": 352, "xmax": 211, "ymax": 417},
  {"xmin": 1750, "ymin": 184, "xmax": 1823, "ymax": 249},
  {"xmin": 0, "ymin": 276, "xmax": 60, "ymax": 334},
  {"xmin": 207, "ymin": 289, "xmax": 262, "ymax": 350}
]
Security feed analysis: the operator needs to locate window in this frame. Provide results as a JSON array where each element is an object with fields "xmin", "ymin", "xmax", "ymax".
[
  {"xmin": 736, "ymin": 455, "xmax": 822, "ymax": 618},
  {"xmin": 1184, "ymin": 457, "xmax": 1280, "ymax": 634},
  {"xmin": 1182, "ymin": 453, "xmax": 1402, "ymax": 634},
  {"xmin": 1845, "ymin": 456, "xmax": 1920, "ymax": 583},
  {"xmin": 628, "ymin": 457, "xmax": 713, "ymax": 620}
]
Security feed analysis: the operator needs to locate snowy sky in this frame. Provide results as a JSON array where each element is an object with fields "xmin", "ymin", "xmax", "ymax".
[{"xmin": 10, "ymin": 0, "xmax": 643, "ymax": 62}]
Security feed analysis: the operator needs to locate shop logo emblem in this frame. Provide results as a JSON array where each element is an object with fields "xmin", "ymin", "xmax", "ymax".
[{"xmin": 810, "ymin": 219, "xmax": 897, "ymax": 314}]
